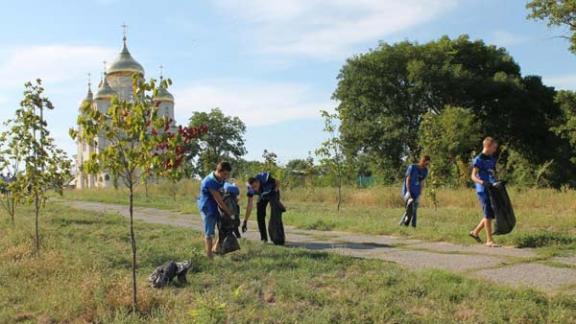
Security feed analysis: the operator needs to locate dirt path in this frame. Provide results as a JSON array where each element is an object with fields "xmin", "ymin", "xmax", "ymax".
[{"xmin": 64, "ymin": 200, "xmax": 576, "ymax": 294}]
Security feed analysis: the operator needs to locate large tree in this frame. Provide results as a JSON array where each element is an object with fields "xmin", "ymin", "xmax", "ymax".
[
  {"xmin": 527, "ymin": 0, "xmax": 576, "ymax": 53},
  {"xmin": 419, "ymin": 106, "xmax": 481, "ymax": 186},
  {"xmin": 334, "ymin": 35, "xmax": 567, "ymax": 183},
  {"xmin": 188, "ymin": 108, "xmax": 246, "ymax": 175}
]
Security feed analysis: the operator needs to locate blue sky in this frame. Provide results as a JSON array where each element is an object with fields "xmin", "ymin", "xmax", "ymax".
[{"xmin": 0, "ymin": 0, "xmax": 575, "ymax": 163}]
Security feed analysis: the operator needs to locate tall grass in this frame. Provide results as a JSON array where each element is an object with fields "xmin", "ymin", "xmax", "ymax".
[
  {"xmin": 63, "ymin": 181, "xmax": 576, "ymax": 248},
  {"xmin": 1, "ymin": 204, "xmax": 575, "ymax": 323}
]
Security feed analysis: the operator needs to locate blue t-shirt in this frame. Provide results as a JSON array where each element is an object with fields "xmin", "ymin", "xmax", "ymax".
[
  {"xmin": 472, "ymin": 153, "xmax": 497, "ymax": 193},
  {"xmin": 247, "ymin": 172, "xmax": 276, "ymax": 197},
  {"xmin": 402, "ymin": 164, "xmax": 428, "ymax": 199},
  {"xmin": 197, "ymin": 172, "xmax": 225, "ymax": 216}
]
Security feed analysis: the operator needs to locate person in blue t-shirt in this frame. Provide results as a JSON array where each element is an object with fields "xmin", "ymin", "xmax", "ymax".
[
  {"xmin": 242, "ymin": 172, "xmax": 284, "ymax": 242},
  {"xmin": 197, "ymin": 161, "xmax": 234, "ymax": 259},
  {"xmin": 469, "ymin": 137, "xmax": 500, "ymax": 247},
  {"xmin": 399, "ymin": 155, "xmax": 430, "ymax": 227}
]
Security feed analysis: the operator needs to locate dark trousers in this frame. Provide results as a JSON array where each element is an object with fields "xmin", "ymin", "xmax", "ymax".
[{"xmin": 256, "ymin": 198, "xmax": 270, "ymax": 241}]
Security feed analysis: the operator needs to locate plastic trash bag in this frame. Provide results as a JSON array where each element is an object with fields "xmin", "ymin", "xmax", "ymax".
[
  {"xmin": 268, "ymin": 196, "xmax": 285, "ymax": 245},
  {"xmin": 488, "ymin": 182, "xmax": 516, "ymax": 235}
]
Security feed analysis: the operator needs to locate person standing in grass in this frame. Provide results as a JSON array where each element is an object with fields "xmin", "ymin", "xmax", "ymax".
[
  {"xmin": 469, "ymin": 137, "xmax": 500, "ymax": 247},
  {"xmin": 197, "ymin": 161, "xmax": 235, "ymax": 259},
  {"xmin": 400, "ymin": 155, "xmax": 430, "ymax": 228},
  {"xmin": 242, "ymin": 172, "xmax": 285, "ymax": 242}
]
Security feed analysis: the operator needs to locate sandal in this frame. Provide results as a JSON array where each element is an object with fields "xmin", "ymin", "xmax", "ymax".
[
  {"xmin": 468, "ymin": 232, "xmax": 482, "ymax": 243},
  {"xmin": 486, "ymin": 242, "xmax": 501, "ymax": 248}
]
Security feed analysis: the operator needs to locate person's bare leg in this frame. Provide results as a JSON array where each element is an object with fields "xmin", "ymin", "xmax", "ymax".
[
  {"xmin": 485, "ymin": 219, "xmax": 497, "ymax": 246},
  {"xmin": 472, "ymin": 219, "xmax": 485, "ymax": 236},
  {"xmin": 205, "ymin": 237, "xmax": 214, "ymax": 260}
]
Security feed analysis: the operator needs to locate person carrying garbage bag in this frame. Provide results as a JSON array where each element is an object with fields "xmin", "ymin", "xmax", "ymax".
[
  {"xmin": 242, "ymin": 172, "xmax": 286, "ymax": 245},
  {"xmin": 399, "ymin": 155, "xmax": 430, "ymax": 228},
  {"xmin": 468, "ymin": 137, "xmax": 515, "ymax": 247}
]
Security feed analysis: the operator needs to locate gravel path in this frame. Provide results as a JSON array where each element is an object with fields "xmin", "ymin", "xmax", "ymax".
[{"xmin": 64, "ymin": 200, "xmax": 576, "ymax": 294}]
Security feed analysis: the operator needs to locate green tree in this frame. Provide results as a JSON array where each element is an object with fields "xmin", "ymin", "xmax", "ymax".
[
  {"xmin": 4, "ymin": 80, "xmax": 71, "ymax": 251},
  {"xmin": 554, "ymin": 91, "xmax": 576, "ymax": 164},
  {"xmin": 334, "ymin": 35, "xmax": 569, "ymax": 184},
  {"xmin": 71, "ymin": 76, "xmax": 205, "ymax": 313},
  {"xmin": 0, "ymin": 131, "xmax": 18, "ymax": 222},
  {"xmin": 315, "ymin": 110, "xmax": 345, "ymax": 211},
  {"xmin": 188, "ymin": 108, "xmax": 246, "ymax": 176},
  {"xmin": 527, "ymin": 0, "xmax": 576, "ymax": 53},
  {"xmin": 419, "ymin": 106, "xmax": 481, "ymax": 186}
]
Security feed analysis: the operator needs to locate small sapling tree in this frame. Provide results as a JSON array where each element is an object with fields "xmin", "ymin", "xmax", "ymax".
[
  {"xmin": 316, "ymin": 110, "xmax": 345, "ymax": 211},
  {"xmin": 4, "ymin": 79, "xmax": 71, "ymax": 250},
  {"xmin": 71, "ymin": 76, "xmax": 206, "ymax": 313}
]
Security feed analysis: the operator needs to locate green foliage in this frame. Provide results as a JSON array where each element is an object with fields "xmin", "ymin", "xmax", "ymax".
[
  {"xmin": 419, "ymin": 106, "xmax": 481, "ymax": 186},
  {"xmin": 188, "ymin": 108, "xmax": 246, "ymax": 176},
  {"xmin": 527, "ymin": 0, "xmax": 576, "ymax": 53},
  {"xmin": 334, "ymin": 35, "xmax": 571, "ymax": 186},
  {"xmin": 2, "ymin": 80, "xmax": 71, "ymax": 251},
  {"xmin": 554, "ymin": 90, "xmax": 576, "ymax": 164}
]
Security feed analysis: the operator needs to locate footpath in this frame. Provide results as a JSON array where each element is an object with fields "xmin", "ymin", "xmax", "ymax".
[{"xmin": 64, "ymin": 200, "xmax": 576, "ymax": 294}]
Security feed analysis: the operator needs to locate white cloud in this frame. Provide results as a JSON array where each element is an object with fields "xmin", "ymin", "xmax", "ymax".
[
  {"xmin": 213, "ymin": 0, "xmax": 458, "ymax": 58},
  {"xmin": 173, "ymin": 79, "xmax": 332, "ymax": 126},
  {"xmin": 0, "ymin": 45, "xmax": 115, "ymax": 88},
  {"xmin": 543, "ymin": 74, "xmax": 576, "ymax": 90}
]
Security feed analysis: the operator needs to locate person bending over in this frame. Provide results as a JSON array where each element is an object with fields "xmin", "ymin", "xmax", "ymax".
[
  {"xmin": 399, "ymin": 155, "xmax": 430, "ymax": 228},
  {"xmin": 242, "ymin": 172, "xmax": 285, "ymax": 242},
  {"xmin": 469, "ymin": 137, "xmax": 500, "ymax": 248},
  {"xmin": 197, "ymin": 161, "xmax": 234, "ymax": 259}
]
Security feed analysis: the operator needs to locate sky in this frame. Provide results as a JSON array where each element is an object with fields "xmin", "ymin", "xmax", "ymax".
[{"xmin": 0, "ymin": 0, "xmax": 575, "ymax": 164}]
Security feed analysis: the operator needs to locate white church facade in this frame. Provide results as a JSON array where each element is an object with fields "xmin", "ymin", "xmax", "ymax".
[{"xmin": 75, "ymin": 35, "xmax": 175, "ymax": 189}]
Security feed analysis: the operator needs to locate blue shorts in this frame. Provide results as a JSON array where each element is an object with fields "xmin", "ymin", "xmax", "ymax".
[
  {"xmin": 200, "ymin": 211, "xmax": 220, "ymax": 238},
  {"xmin": 477, "ymin": 192, "xmax": 494, "ymax": 219}
]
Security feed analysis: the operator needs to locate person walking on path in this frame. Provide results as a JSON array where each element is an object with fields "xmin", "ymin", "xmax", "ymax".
[
  {"xmin": 469, "ymin": 137, "xmax": 500, "ymax": 247},
  {"xmin": 197, "ymin": 161, "xmax": 235, "ymax": 259},
  {"xmin": 242, "ymin": 172, "xmax": 285, "ymax": 243},
  {"xmin": 399, "ymin": 155, "xmax": 430, "ymax": 228}
]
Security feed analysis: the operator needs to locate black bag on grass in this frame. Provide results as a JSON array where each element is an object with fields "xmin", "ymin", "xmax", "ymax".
[
  {"xmin": 148, "ymin": 260, "xmax": 191, "ymax": 288},
  {"xmin": 488, "ymin": 182, "xmax": 516, "ymax": 235}
]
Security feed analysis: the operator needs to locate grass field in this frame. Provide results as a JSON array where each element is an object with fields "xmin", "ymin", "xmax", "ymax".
[
  {"xmin": 64, "ymin": 181, "xmax": 576, "ymax": 250},
  {"xmin": 1, "ymin": 204, "xmax": 576, "ymax": 323}
]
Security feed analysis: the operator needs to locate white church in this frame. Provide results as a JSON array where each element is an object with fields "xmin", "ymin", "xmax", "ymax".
[{"xmin": 75, "ymin": 34, "xmax": 175, "ymax": 189}]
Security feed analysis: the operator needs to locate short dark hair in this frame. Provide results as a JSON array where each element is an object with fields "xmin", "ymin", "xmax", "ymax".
[
  {"xmin": 216, "ymin": 161, "xmax": 232, "ymax": 172},
  {"xmin": 248, "ymin": 177, "xmax": 257, "ymax": 185},
  {"xmin": 421, "ymin": 155, "xmax": 431, "ymax": 163}
]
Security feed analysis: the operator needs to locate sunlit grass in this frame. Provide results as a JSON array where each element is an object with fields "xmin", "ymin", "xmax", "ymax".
[
  {"xmin": 63, "ymin": 181, "xmax": 576, "ymax": 249},
  {"xmin": 1, "ymin": 204, "xmax": 575, "ymax": 322}
]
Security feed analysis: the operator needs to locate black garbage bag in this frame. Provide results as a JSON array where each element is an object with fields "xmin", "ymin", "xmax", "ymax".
[
  {"xmin": 401, "ymin": 197, "xmax": 415, "ymax": 226},
  {"xmin": 148, "ymin": 260, "xmax": 191, "ymax": 288},
  {"xmin": 488, "ymin": 182, "xmax": 516, "ymax": 235},
  {"xmin": 214, "ymin": 214, "xmax": 241, "ymax": 255},
  {"xmin": 268, "ymin": 196, "xmax": 285, "ymax": 245}
]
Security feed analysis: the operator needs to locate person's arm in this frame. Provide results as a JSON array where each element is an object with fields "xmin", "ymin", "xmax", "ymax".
[
  {"xmin": 471, "ymin": 167, "xmax": 484, "ymax": 186},
  {"xmin": 242, "ymin": 196, "xmax": 253, "ymax": 232},
  {"xmin": 420, "ymin": 179, "xmax": 425, "ymax": 196},
  {"xmin": 274, "ymin": 179, "xmax": 280, "ymax": 191},
  {"xmin": 405, "ymin": 174, "xmax": 411, "ymax": 197},
  {"xmin": 209, "ymin": 188, "xmax": 233, "ymax": 217}
]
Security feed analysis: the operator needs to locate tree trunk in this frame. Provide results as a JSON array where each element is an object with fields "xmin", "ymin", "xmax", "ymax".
[
  {"xmin": 144, "ymin": 180, "xmax": 149, "ymax": 200},
  {"xmin": 129, "ymin": 183, "xmax": 138, "ymax": 313},
  {"xmin": 10, "ymin": 197, "xmax": 15, "ymax": 223},
  {"xmin": 34, "ymin": 192, "xmax": 40, "ymax": 254}
]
